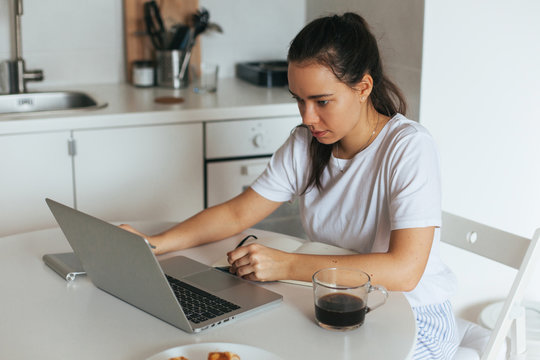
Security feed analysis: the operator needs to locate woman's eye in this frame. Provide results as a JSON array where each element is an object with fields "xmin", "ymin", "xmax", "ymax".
[{"xmin": 317, "ymin": 100, "xmax": 329, "ymax": 106}]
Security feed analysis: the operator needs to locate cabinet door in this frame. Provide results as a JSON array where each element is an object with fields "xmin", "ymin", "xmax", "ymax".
[
  {"xmin": 207, "ymin": 158, "xmax": 270, "ymax": 207},
  {"xmin": 74, "ymin": 123, "xmax": 203, "ymax": 223},
  {"xmin": 0, "ymin": 131, "xmax": 73, "ymax": 237}
]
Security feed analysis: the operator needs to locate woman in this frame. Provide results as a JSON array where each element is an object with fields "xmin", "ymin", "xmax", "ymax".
[{"xmin": 122, "ymin": 13, "xmax": 459, "ymax": 359}]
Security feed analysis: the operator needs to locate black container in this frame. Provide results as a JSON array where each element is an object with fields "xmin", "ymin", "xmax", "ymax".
[{"xmin": 236, "ymin": 61, "xmax": 288, "ymax": 87}]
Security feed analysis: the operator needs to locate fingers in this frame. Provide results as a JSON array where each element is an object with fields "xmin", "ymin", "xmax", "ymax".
[
  {"xmin": 239, "ymin": 272, "xmax": 262, "ymax": 282},
  {"xmin": 227, "ymin": 244, "xmax": 286, "ymax": 281},
  {"xmin": 118, "ymin": 224, "xmax": 142, "ymax": 236},
  {"xmin": 228, "ymin": 242, "xmax": 253, "ymax": 261},
  {"xmin": 228, "ymin": 245, "xmax": 257, "ymax": 278},
  {"xmin": 118, "ymin": 224, "xmax": 159, "ymax": 254}
]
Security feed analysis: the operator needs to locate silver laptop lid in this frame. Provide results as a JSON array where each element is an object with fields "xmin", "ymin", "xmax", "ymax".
[{"xmin": 46, "ymin": 198, "xmax": 192, "ymax": 331}]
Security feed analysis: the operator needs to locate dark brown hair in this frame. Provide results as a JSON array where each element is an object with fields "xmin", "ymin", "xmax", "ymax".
[{"xmin": 288, "ymin": 12, "xmax": 407, "ymax": 192}]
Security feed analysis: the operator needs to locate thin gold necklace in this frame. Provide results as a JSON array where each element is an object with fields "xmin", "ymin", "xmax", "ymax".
[{"xmin": 335, "ymin": 112, "xmax": 380, "ymax": 173}]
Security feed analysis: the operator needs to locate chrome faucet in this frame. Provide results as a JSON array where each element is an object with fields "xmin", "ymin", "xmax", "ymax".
[{"xmin": 2, "ymin": 0, "xmax": 44, "ymax": 93}]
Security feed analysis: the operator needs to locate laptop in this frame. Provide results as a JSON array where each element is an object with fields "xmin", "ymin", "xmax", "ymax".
[{"xmin": 45, "ymin": 198, "xmax": 282, "ymax": 333}]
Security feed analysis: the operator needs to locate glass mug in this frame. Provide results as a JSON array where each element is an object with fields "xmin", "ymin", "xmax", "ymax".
[{"xmin": 312, "ymin": 267, "xmax": 388, "ymax": 331}]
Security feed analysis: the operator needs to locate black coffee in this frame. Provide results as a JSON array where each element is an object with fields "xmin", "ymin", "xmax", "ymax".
[{"xmin": 315, "ymin": 293, "xmax": 366, "ymax": 328}]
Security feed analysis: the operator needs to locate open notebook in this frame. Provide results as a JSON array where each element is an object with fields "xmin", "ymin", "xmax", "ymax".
[{"xmin": 213, "ymin": 233, "xmax": 357, "ymax": 286}]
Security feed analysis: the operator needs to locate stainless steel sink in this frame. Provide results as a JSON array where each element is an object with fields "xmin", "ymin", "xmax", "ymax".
[{"xmin": 0, "ymin": 91, "xmax": 107, "ymax": 114}]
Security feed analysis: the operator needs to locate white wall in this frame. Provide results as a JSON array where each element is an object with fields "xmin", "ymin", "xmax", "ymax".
[
  {"xmin": 307, "ymin": 0, "xmax": 540, "ymax": 322},
  {"xmin": 0, "ymin": 0, "xmax": 305, "ymax": 88},
  {"xmin": 420, "ymin": 0, "xmax": 540, "ymax": 320},
  {"xmin": 305, "ymin": 0, "xmax": 424, "ymax": 121},
  {"xmin": 0, "ymin": 0, "xmax": 125, "ymax": 87},
  {"xmin": 200, "ymin": 0, "xmax": 306, "ymax": 78}
]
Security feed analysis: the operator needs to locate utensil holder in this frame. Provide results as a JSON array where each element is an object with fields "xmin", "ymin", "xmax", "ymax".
[{"xmin": 156, "ymin": 50, "xmax": 189, "ymax": 89}]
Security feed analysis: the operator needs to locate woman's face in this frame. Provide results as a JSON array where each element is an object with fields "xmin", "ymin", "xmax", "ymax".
[{"xmin": 288, "ymin": 61, "xmax": 365, "ymax": 145}]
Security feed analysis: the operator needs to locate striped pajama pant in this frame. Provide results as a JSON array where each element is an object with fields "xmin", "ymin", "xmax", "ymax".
[{"xmin": 412, "ymin": 300, "xmax": 460, "ymax": 360}]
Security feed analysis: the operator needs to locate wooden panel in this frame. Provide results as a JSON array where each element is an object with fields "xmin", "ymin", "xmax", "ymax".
[{"xmin": 123, "ymin": 0, "xmax": 200, "ymax": 83}]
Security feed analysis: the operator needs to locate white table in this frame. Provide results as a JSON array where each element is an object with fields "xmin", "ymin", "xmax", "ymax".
[{"xmin": 0, "ymin": 223, "xmax": 417, "ymax": 359}]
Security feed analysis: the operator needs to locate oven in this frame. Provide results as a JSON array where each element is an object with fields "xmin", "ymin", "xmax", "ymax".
[{"xmin": 205, "ymin": 116, "xmax": 306, "ymax": 238}]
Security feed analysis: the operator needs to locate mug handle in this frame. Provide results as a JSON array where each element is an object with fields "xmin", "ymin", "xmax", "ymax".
[{"xmin": 366, "ymin": 284, "xmax": 388, "ymax": 313}]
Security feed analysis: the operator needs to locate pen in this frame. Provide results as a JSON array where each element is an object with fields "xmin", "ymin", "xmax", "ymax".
[
  {"xmin": 214, "ymin": 234, "xmax": 258, "ymax": 273},
  {"xmin": 235, "ymin": 234, "xmax": 257, "ymax": 249}
]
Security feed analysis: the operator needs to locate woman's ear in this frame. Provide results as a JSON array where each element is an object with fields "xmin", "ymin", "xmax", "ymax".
[{"xmin": 355, "ymin": 74, "xmax": 374, "ymax": 102}]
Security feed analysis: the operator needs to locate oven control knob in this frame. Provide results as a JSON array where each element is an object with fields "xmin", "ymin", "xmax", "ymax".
[{"xmin": 253, "ymin": 133, "xmax": 264, "ymax": 148}]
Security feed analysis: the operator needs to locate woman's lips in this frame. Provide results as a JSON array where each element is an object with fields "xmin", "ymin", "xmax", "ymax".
[{"xmin": 311, "ymin": 130, "xmax": 328, "ymax": 138}]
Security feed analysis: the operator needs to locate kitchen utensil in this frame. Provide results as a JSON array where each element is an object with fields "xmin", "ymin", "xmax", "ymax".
[
  {"xmin": 206, "ymin": 22, "xmax": 224, "ymax": 34},
  {"xmin": 143, "ymin": 0, "xmax": 166, "ymax": 50},
  {"xmin": 192, "ymin": 8, "xmax": 210, "ymax": 38},
  {"xmin": 168, "ymin": 24, "xmax": 190, "ymax": 50},
  {"xmin": 178, "ymin": 39, "xmax": 193, "ymax": 81},
  {"xmin": 178, "ymin": 8, "xmax": 211, "ymax": 79}
]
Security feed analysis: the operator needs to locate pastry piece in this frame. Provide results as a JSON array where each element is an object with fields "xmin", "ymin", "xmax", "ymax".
[
  {"xmin": 168, "ymin": 357, "xmax": 188, "ymax": 360},
  {"xmin": 208, "ymin": 352, "xmax": 240, "ymax": 360}
]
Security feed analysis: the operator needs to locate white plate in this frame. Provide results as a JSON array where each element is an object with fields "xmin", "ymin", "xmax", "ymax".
[
  {"xmin": 146, "ymin": 342, "xmax": 283, "ymax": 360},
  {"xmin": 478, "ymin": 301, "xmax": 540, "ymax": 341}
]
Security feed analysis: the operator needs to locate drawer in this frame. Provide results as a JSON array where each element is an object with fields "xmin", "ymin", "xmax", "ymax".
[
  {"xmin": 205, "ymin": 116, "xmax": 300, "ymax": 159},
  {"xmin": 206, "ymin": 158, "xmax": 270, "ymax": 206}
]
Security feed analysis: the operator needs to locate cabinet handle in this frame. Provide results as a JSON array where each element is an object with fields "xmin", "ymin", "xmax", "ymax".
[
  {"xmin": 67, "ymin": 138, "xmax": 77, "ymax": 156},
  {"xmin": 241, "ymin": 163, "xmax": 267, "ymax": 176}
]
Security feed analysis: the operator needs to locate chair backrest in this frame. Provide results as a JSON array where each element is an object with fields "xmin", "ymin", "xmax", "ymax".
[{"xmin": 441, "ymin": 212, "xmax": 540, "ymax": 360}]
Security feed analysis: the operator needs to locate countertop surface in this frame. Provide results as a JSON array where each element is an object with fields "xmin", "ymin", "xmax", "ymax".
[{"xmin": 0, "ymin": 78, "xmax": 298, "ymax": 135}]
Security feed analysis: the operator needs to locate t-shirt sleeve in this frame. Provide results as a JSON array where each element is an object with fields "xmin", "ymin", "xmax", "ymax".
[
  {"xmin": 387, "ymin": 129, "xmax": 442, "ymax": 230},
  {"xmin": 250, "ymin": 128, "xmax": 306, "ymax": 202}
]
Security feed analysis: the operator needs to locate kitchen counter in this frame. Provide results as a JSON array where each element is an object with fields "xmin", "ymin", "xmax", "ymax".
[
  {"xmin": 0, "ymin": 78, "xmax": 300, "ymax": 237},
  {"xmin": 0, "ymin": 78, "xmax": 298, "ymax": 135}
]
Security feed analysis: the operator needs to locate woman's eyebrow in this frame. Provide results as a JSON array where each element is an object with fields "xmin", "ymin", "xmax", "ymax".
[{"xmin": 288, "ymin": 89, "xmax": 333, "ymax": 99}]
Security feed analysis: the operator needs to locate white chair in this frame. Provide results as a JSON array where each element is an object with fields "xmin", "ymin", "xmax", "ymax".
[{"xmin": 441, "ymin": 212, "xmax": 540, "ymax": 360}]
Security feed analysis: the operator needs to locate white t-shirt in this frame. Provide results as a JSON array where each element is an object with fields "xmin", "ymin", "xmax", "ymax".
[{"xmin": 251, "ymin": 114, "xmax": 456, "ymax": 307}]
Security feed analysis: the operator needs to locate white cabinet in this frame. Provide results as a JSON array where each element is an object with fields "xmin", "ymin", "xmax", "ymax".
[
  {"xmin": 73, "ymin": 123, "xmax": 204, "ymax": 224},
  {"xmin": 207, "ymin": 158, "xmax": 270, "ymax": 206},
  {"xmin": 0, "ymin": 123, "xmax": 204, "ymax": 237},
  {"xmin": 0, "ymin": 131, "xmax": 74, "ymax": 236}
]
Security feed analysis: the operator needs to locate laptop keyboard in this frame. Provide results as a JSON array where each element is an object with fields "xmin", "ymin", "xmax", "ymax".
[{"xmin": 166, "ymin": 275, "xmax": 241, "ymax": 324}]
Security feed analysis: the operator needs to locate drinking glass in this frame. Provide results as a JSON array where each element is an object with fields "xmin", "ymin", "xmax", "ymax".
[
  {"xmin": 312, "ymin": 267, "xmax": 388, "ymax": 331},
  {"xmin": 193, "ymin": 62, "xmax": 219, "ymax": 93}
]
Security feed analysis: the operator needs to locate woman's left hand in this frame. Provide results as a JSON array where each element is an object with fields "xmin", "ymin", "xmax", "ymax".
[{"xmin": 227, "ymin": 243, "xmax": 294, "ymax": 282}]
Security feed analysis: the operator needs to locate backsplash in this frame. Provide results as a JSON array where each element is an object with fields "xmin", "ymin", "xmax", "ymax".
[
  {"xmin": 0, "ymin": 0, "xmax": 124, "ymax": 87},
  {"xmin": 0, "ymin": 0, "xmax": 305, "ymax": 88}
]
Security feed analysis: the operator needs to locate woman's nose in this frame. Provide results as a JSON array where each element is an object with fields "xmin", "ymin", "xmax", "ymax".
[{"xmin": 301, "ymin": 104, "xmax": 318, "ymax": 127}]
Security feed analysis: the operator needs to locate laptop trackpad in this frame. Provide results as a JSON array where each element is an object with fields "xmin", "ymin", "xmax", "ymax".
[{"xmin": 183, "ymin": 269, "xmax": 241, "ymax": 292}]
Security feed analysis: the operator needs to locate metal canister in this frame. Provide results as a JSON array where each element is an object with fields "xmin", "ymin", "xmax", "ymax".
[{"xmin": 155, "ymin": 50, "xmax": 189, "ymax": 89}]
